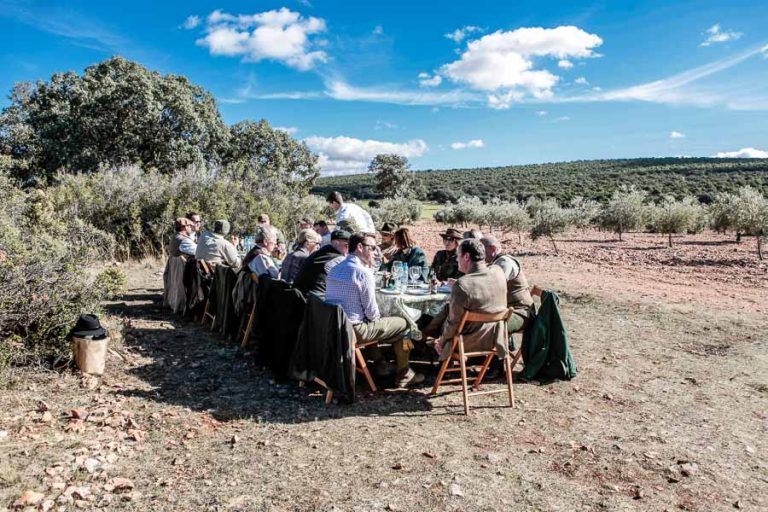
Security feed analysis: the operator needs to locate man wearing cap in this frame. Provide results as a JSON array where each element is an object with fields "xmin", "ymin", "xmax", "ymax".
[
  {"xmin": 326, "ymin": 232, "xmax": 423, "ymax": 387},
  {"xmin": 326, "ymin": 191, "xmax": 376, "ymax": 234},
  {"xmin": 242, "ymin": 225, "xmax": 280, "ymax": 278},
  {"xmin": 313, "ymin": 220, "xmax": 331, "ymax": 247},
  {"xmin": 169, "ymin": 217, "xmax": 197, "ymax": 257},
  {"xmin": 281, "ymin": 228, "xmax": 321, "ymax": 284},
  {"xmin": 378, "ymin": 222, "xmax": 398, "ymax": 263},
  {"xmin": 430, "ymin": 227, "xmax": 464, "ymax": 281},
  {"xmin": 195, "ymin": 219, "xmax": 242, "ymax": 268},
  {"xmin": 292, "ymin": 230, "xmax": 350, "ymax": 296},
  {"xmin": 480, "ymin": 236, "xmax": 535, "ymax": 332}
]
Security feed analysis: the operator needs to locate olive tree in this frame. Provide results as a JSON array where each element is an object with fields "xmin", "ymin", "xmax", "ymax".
[
  {"xmin": 650, "ymin": 196, "xmax": 707, "ymax": 247},
  {"xmin": 599, "ymin": 186, "xmax": 648, "ymax": 241}
]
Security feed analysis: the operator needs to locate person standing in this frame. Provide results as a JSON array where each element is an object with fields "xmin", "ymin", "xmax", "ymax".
[
  {"xmin": 186, "ymin": 212, "xmax": 202, "ymax": 242},
  {"xmin": 313, "ymin": 220, "xmax": 332, "ymax": 247},
  {"xmin": 326, "ymin": 191, "xmax": 376, "ymax": 234}
]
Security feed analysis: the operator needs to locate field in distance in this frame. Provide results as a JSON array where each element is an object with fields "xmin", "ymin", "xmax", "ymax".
[{"xmin": 313, "ymin": 157, "xmax": 768, "ymax": 203}]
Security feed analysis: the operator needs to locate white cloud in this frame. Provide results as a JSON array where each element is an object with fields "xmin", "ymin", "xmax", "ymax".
[
  {"xmin": 573, "ymin": 45, "xmax": 768, "ymax": 110},
  {"xmin": 574, "ymin": 76, "xmax": 589, "ymax": 85},
  {"xmin": 441, "ymin": 26, "xmax": 603, "ymax": 107},
  {"xmin": 195, "ymin": 8, "xmax": 328, "ymax": 70},
  {"xmin": 670, "ymin": 131, "xmax": 685, "ymax": 139},
  {"xmin": 324, "ymin": 79, "xmax": 480, "ymax": 106},
  {"xmin": 553, "ymin": 116, "xmax": 571, "ymax": 122},
  {"xmin": 275, "ymin": 126, "xmax": 298, "ymax": 134},
  {"xmin": 373, "ymin": 25, "xmax": 384, "ymax": 36},
  {"xmin": 701, "ymin": 23, "xmax": 743, "ymax": 47},
  {"xmin": 374, "ymin": 120, "xmax": 397, "ymax": 130},
  {"xmin": 536, "ymin": 110, "xmax": 548, "ymax": 116},
  {"xmin": 557, "ymin": 59, "xmax": 573, "ymax": 69},
  {"xmin": 591, "ymin": 86, "xmax": 602, "ymax": 92},
  {"xmin": 418, "ymin": 72, "xmax": 443, "ymax": 87},
  {"xmin": 183, "ymin": 15, "xmax": 201, "ymax": 30},
  {"xmin": 444, "ymin": 25, "xmax": 483, "ymax": 43},
  {"xmin": 304, "ymin": 136, "xmax": 429, "ymax": 175},
  {"xmin": 714, "ymin": 147, "xmax": 768, "ymax": 158},
  {"xmin": 451, "ymin": 139, "xmax": 485, "ymax": 150}
]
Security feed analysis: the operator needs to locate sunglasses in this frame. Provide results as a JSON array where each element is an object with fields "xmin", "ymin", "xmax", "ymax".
[{"xmin": 361, "ymin": 243, "xmax": 377, "ymax": 250}]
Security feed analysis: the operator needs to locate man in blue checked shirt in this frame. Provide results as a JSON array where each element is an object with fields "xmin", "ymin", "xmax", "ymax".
[{"xmin": 326, "ymin": 232, "xmax": 425, "ymax": 388}]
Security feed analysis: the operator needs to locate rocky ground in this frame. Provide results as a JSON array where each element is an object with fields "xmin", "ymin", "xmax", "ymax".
[{"xmin": 1, "ymin": 225, "xmax": 766, "ymax": 511}]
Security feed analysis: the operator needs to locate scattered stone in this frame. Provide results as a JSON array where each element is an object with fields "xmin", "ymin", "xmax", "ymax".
[
  {"xmin": 84, "ymin": 458, "xmax": 101, "ymax": 474},
  {"xmin": 421, "ymin": 451, "xmax": 437, "ymax": 459},
  {"xmin": 679, "ymin": 462, "xmax": 699, "ymax": 477},
  {"xmin": 105, "ymin": 478, "xmax": 133, "ymax": 493},
  {"xmin": 449, "ymin": 483, "xmax": 465, "ymax": 498},
  {"xmin": 733, "ymin": 501, "xmax": 743, "ymax": 509},
  {"xmin": 13, "ymin": 490, "xmax": 45, "ymax": 508},
  {"xmin": 40, "ymin": 499, "xmax": 55, "ymax": 512},
  {"xmin": 40, "ymin": 411, "xmax": 53, "ymax": 423}
]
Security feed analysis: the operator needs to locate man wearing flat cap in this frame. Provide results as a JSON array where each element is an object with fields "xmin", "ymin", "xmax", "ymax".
[
  {"xmin": 292, "ymin": 230, "xmax": 350, "ymax": 296},
  {"xmin": 281, "ymin": 228, "xmax": 322, "ymax": 284},
  {"xmin": 195, "ymin": 219, "xmax": 242, "ymax": 268},
  {"xmin": 430, "ymin": 227, "xmax": 464, "ymax": 282},
  {"xmin": 169, "ymin": 217, "xmax": 197, "ymax": 257}
]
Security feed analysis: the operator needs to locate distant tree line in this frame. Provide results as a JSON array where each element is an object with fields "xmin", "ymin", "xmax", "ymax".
[
  {"xmin": 314, "ymin": 157, "xmax": 768, "ymax": 204},
  {"xmin": 434, "ymin": 186, "xmax": 768, "ymax": 259}
]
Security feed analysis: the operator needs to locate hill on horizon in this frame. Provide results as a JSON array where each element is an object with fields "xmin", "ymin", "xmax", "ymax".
[{"xmin": 312, "ymin": 157, "xmax": 768, "ymax": 204}]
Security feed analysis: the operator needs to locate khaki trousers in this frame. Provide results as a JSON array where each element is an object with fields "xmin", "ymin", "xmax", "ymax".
[{"xmin": 353, "ymin": 317, "xmax": 411, "ymax": 370}]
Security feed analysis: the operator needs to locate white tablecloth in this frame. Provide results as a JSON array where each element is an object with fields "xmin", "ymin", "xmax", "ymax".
[{"xmin": 376, "ymin": 289, "xmax": 450, "ymax": 340}]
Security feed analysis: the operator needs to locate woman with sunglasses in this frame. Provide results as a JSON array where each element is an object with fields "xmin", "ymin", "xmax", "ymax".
[{"xmin": 430, "ymin": 227, "xmax": 464, "ymax": 282}]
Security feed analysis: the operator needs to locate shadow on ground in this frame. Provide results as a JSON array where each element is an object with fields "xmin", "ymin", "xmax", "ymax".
[{"xmin": 105, "ymin": 286, "xmax": 459, "ymax": 424}]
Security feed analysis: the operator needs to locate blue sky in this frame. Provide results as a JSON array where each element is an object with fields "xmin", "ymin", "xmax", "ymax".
[{"xmin": 1, "ymin": 0, "xmax": 767, "ymax": 175}]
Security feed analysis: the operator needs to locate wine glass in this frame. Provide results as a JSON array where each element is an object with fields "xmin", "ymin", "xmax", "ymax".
[
  {"xmin": 421, "ymin": 266, "xmax": 429, "ymax": 283},
  {"xmin": 409, "ymin": 266, "xmax": 421, "ymax": 285}
]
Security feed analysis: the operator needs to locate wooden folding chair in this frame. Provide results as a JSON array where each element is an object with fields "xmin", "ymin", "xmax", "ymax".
[
  {"xmin": 198, "ymin": 260, "xmax": 216, "ymax": 329},
  {"xmin": 321, "ymin": 331, "xmax": 378, "ymax": 404},
  {"xmin": 431, "ymin": 309, "xmax": 513, "ymax": 415},
  {"xmin": 239, "ymin": 273, "xmax": 259, "ymax": 347},
  {"xmin": 509, "ymin": 285, "xmax": 543, "ymax": 370}
]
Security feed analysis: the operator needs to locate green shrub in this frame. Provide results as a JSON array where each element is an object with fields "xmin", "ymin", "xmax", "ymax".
[
  {"xmin": 95, "ymin": 267, "xmax": 128, "ymax": 299},
  {"xmin": 369, "ymin": 197, "xmax": 422, "ymax": 226}
]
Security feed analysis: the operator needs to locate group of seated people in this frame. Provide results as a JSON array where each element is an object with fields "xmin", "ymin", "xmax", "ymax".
[{"xmin": 165, "ymin": 191, "xmax": 534, "ymax": 389}]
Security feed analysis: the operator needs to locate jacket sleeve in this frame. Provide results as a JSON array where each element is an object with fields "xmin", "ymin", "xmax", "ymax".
[
  {"xmin": 412, "ymin": 248, "xmax": 427, "ymax": 269},
  {"xmin": 179, "ymin": 237, "xmax": 197, "ymax": 256},
  {"xmin": 223, "ymin": 241, "xmax": 242, "ymax": 269},
  {"xmin": 439, "ymin": 284, "xmax": 468, "ymax": 347}
]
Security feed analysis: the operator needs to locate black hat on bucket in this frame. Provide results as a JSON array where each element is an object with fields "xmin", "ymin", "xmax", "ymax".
[{"xmin": 71, "ymin": 314, "xmax": 108, "ymax": 339}]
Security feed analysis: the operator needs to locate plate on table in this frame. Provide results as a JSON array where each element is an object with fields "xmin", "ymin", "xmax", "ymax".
[
  {"xmin": 435, "ymin": 284, "xmax": 452, "ymax": 294},
  {"xmin": 379, "ymin": 289, "xmax": 401, "ymax": 295},
  {"xmin": 405, "ymin": 288, "xmax": 430, "ymax": 296}
]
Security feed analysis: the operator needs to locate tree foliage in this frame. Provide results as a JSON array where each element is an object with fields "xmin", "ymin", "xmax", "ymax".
[
  {"xmin": 599, "ymin": 186, "xmax": 648, "ymax": 240},
  {"xmin": 0, "ymin": 57, "xmax": 318, "ymax": 189},
  {"xmin": 368, "ymin": 154, "xmax": 421, "ymax": 198},
  {"xmin": 650, "ymin": 196, "xmax": 707, "ymax": 247}
]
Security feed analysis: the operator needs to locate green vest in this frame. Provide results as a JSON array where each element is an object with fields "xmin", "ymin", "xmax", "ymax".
[{"xmin": 494, "ymin": 255, "xmax": 534, "ymax": 316}]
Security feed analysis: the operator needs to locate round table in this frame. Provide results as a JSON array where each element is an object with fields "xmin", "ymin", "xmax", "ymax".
[{"xmin": 376, "ymin": 288, "xmax": 450, "ymax": 340}]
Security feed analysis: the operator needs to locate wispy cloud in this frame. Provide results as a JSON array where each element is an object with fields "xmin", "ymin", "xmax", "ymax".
[
  {"xmin": 1, "ymin": 1, "xmax": 131, "ymax": 54},
  {"xmin": 670, "ymin": 131, "xmax": 686, "ymax": 139},
  {"xmin": 714, "ymin": 147, "xmax": 768, "ymax": 158},
  {"xmin": 304, "ymin": 135, "xmax": 428, "ymax": 175},
  {"xmin": 566, "ymin": 44, "xmax": 768, "ymax": 110},
  {"xmin": 451, "ymin": 139, "xmax": 485, "ymax": 150},
  {"xmin": 701, "ymin": 23, "xmax": 743, "ymax": 47},
  {"xmin": 324, "ymin": 79, "xmax": 481, "ymax": 107}
]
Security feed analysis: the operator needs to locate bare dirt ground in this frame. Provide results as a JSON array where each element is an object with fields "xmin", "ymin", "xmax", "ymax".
[{"xmin": 1, "ymin": 224, "xmax": 767, "ymax": 511}]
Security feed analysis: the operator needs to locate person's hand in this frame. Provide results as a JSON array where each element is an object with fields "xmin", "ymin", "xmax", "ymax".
[
  {"xmin": 433, "ymin": 340, "xmax": 443, "ymax": 357},
  {"xmin": 446, "ymin": 278, "xmax": 456, "ymax": 286}
]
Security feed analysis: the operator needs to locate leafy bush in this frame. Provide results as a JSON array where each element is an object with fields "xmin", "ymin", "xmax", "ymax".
[
  {"xmin": 95, "ymin": 267, "xmax": 128, "ymax": 299},
  {"xmin": 0, "ymin": 174, "xmax": 117, "ymax": 368},
  {"xmin": 369, "ymin": 197, "xmax": 422, "ymax": 226},
  {"xmin": 528, "ymin": 198, "xmax": 573, "ymax": 255},
  {"xmin": 649, "ymin": 196, "xmax": 707, "ymax": 247},
  {"xmin": 599, "ymin": 186, "xmax": 648, "ymax": 240}
]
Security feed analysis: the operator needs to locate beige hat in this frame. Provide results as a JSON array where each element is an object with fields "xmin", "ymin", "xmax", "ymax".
[
  {"xmin": 174, "ymin": 217, "xmax": 194, "ymax": 231},
  {"xmin": 298, "ymin": 228, "xmax": 322, "ymax": 245}
]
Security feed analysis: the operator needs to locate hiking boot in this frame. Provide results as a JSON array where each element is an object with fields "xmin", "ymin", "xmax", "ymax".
[
  {"xmin": 373, "ymin": 360, "xmax": 396, "ymax": 376},
  {"xmin": 395, "ymin": 368, "xmax": 425, "ymax": 388}
]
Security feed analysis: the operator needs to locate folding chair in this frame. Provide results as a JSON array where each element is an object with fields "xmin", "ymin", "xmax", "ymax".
[
  {"xmin": 239, "ymin": 273, "xmax": 259, "ymax": 347},
  {"xmin": 321, "ymin": 330, "xmax": 378, "ymax": 404},
  {"xmin": 198, "ymin": 260, "xmax": 216, "ymax": 329},
  {"xmin": 509, "ymin": 285, "xmax": 543, "ymax": 370},
  {"xmin": 431, "ymin": 309, "xmax": 513, "ymax": 415}
]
